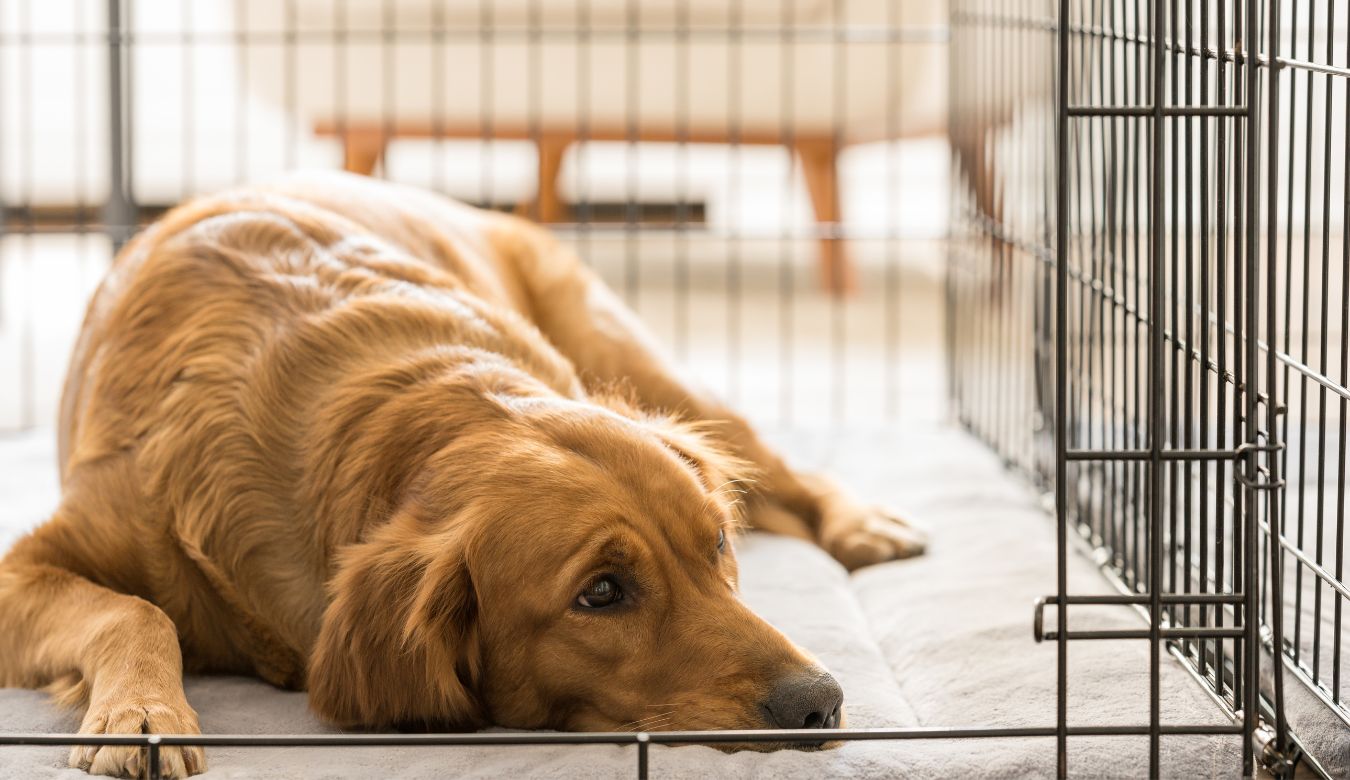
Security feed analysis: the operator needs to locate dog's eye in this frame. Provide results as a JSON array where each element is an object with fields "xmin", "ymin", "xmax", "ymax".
[
  {"xmin": 717, "ymin": 528, "xmax": 726, "ymax": 554},
  {"xmin": 577, "ymin": 576, "xmax": 623, "ymax": 609}
]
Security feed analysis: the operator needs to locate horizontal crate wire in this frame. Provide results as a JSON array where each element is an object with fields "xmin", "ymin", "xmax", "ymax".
[{"xmin": 951, "ymin": 0, "xmax": 1347, "ymax": 775}]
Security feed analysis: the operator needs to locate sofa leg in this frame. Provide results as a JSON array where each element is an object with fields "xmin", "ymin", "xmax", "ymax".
[
  {"xmin": 341, "ymin": 128, "xmax": 386, "ymax": 177},
  {"xmin": 517, "ymin": 136, "xmax": 571, "ymax": 222},
  {"xmin": 795, "ymin": 139, "xmax": 854, "ymax": 297},
  {"xmin": 953, "ymin": 126, "xmax": 1000, "ymax": 224}
]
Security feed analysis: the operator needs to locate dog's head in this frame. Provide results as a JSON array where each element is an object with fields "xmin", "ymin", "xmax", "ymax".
[{"xmin": 306, "ymin": 393, "xmax": 843, "ymax": 740}]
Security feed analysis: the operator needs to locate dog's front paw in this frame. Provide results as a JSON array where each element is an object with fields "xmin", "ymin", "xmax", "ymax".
[
  {"xmin": 821, "ymin": 505, "xmax": 927, "ymax": 571},
  {"xmin": 69, "ymin": 696, "xmax": 206, "ymax": 779}
]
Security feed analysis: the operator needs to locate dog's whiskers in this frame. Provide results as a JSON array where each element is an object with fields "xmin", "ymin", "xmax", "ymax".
[
  {"xmin": 619, "ymin": 710, "xmax": 676, "ymax": 732},
  {"xmin": 622, "ymin": 716, "xmax": 673, "ymax": 733}
]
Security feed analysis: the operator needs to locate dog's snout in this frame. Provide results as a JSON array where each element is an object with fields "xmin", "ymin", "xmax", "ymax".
[{"xmin": 761, "ymin": 670, "xmax": 843, "ymax": 730}]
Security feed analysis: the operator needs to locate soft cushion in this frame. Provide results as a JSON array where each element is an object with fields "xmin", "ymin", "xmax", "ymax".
[{"xmin": 3, "ymin": 425, "xmax": 1323, "ymax": 778}]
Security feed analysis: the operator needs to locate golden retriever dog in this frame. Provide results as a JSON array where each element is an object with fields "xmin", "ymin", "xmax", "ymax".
[{"xmin": 0, "ymin": 173, "xmax": 924, "ymax": 778}]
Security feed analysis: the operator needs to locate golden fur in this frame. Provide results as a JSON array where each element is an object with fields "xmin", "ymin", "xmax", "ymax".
[{"xmin": 0, "ymin": 173, "xmax": 924, "ymax": 778}]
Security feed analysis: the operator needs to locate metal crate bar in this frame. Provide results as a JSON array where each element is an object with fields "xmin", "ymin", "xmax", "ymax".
[
  {"xmin": 1259, "ymin": 519, "xmax": 1350, "ymax": 603},
  {"xmin": 1066, "ymin": 105, "xmax": 1249, "ymax": 117},
  {"xmin": 0, "ymin": 27, "xmax": 955, "ymax": 46},
  {"xmin": 1041, "ymin": 628, "xmax": 1248, "ymax": 641},
  {"xmin": 1066, "ymin": 448, "xmax": 1243, "ymax": 462},
  {"xmin": 1055, "ymin": 593, "xmax": 1246, "ymax": 605},
  {"xmin": 0, "ymin": 723, "xmax": 1254, "ymax": 780},
  {"xmin": 0, "ymin": 724, "xmax": 1252, "ymax": 748}
]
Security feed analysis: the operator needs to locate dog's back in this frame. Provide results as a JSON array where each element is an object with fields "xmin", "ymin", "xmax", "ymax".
[{"xmin": 44, "ymin": 176, "xmax": 578, "ymax": 683}]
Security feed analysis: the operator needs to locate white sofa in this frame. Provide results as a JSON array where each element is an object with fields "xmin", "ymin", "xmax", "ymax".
[{"xmin": 237, "ymin": 0, "xmax": 949, "ymax": 293}]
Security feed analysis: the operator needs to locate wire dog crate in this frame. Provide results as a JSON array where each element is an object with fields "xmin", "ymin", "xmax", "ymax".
[
  {"xmin": 951, "ymin": 0, "xmax": 1349, "ymax": 775},
  {"xmin": 0, "ymin": 0, "xmax": 1344, "ymax": 778}
]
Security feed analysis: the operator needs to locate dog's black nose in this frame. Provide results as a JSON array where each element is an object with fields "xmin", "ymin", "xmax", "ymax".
[{"xmin": 762, "ymin": 670, "xmax": 844, "ymax": 730}]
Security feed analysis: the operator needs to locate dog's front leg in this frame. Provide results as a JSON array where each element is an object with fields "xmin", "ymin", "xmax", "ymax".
[{"xmin": 0, "ymin": 557, "xmax": 204, "ymax": 778}]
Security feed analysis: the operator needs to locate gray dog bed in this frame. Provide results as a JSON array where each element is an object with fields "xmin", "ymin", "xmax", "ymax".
[{"xmin": 0, "ymin": 424, "xmax": 1268, "ymax": 778}]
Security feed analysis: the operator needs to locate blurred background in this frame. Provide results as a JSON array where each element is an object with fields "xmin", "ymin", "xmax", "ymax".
[{"xmin": 0, "ymin": 0, "xmax": 951, "ymax": 434}]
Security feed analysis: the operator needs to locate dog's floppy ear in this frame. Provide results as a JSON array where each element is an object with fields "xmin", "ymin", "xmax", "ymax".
[
  {"xmin": 648, "ymin": 417, "xmax": 755, "ymax": 513},
  {"xmin": 307, "ymin": 508, "xmax": 483, "ymax": 729}
]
